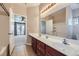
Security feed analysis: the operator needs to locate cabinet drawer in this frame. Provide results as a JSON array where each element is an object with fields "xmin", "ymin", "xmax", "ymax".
[{"xmin": 31, "ymin": 37, "xmax": 37, "ymax": 53}]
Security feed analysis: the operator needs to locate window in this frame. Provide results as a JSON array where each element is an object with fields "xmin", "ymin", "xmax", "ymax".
[
  {"xmin": 14, "ymin": 22, "xmax": 25, "ymax": 35},
  {"xmin": 73, "ymin": 17, "xmax": 79, "ymax": 25},
  {"xmin": 14, "ymin": 15, "xmax": 26, "ymax": 36}
]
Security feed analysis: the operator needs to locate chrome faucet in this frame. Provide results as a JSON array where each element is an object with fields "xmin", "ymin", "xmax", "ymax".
[
  {"xmin": 63, "ymin": 39, "xmax": 68, "ymax": 45},
  {"xmin": 46, "ymin": 35, "xmax": 48, "ymax": 39},
  {"xmin": 45, "ymin": 34, "xmax": 48, "ymax": 39}
]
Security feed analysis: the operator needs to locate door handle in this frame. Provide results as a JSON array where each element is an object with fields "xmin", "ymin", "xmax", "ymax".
[{"xmin": 8, "ymin": 33, "xmax": 13, "ymax": 35}]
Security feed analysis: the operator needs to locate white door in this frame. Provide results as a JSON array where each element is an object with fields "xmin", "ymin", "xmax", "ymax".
[{"xmin": 46, "ymin": 20, "xmax": 53, "ymax": 35}]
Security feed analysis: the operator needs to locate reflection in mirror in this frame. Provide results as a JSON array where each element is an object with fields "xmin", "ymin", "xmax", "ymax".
[
  {"xmin": 40, "ymin": 19, "xmax": 46, "ymax": 34},
  {"xmin": 40, "ymin": 8, "xmax": 66, "ymax": 37},
  {"xmin": 46, "ymin": 19, "xmax": 53, "ymax": 35},
  {"xmin": 40, "ymin": 3, "xmax": 79, "ymax": 40},
  {"xmin": 40, "ymin": 18, "xmax": 53, "ymax": 35}
]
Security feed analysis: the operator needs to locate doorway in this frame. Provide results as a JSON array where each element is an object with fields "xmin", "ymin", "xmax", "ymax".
[{"xmin": 9, "ymin": 8, "xmax": 27, "ymax": 55}]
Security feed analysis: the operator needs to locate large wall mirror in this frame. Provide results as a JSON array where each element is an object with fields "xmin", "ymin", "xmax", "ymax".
[{"xmin": 39, "ymin": 3, "xmax": 79, "ymax": 40}]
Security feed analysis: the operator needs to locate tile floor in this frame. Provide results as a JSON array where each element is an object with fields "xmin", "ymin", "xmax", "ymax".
[{"xmin": 11, "ymin": 45, "xmax": 36, "ymax": 56}]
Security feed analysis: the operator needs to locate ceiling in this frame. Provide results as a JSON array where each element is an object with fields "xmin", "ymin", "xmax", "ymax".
[
  {"xmin": 8, "ymin": 3, "xmax": 40, "ymax": 7},
  {"xmin": 27, "ymin": 3, "xmax": 40, "ymax": 7},
  {"xmin": 12, "ymin": 3, "xmax": 79, "ymax": 10},
  {"xmin": 2, "ymin": 3, "xmax": 79, "ymax": 16}
]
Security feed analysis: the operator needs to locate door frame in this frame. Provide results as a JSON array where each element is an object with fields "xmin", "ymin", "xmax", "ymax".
[{"xmin": 9, "ymin": 8, "xmax": 27, "ymax": 55}]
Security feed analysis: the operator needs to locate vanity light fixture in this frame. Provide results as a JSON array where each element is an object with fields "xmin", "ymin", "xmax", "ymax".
[{"xmin": 40, "ymin": 3, "xmax": 56, "ymax": 13}]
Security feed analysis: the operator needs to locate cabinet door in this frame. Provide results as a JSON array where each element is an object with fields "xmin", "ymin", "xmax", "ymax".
[
  {"xmin": 46, "ymin": 45, "xmax": 65, "ymax": 56},
  {"xmin": 37, "ymin": 40, "xmax": 46, "ymax": 56},
  {"xmin": 31, "ymin": 37, "xmax": 37, "ymax": 53}
]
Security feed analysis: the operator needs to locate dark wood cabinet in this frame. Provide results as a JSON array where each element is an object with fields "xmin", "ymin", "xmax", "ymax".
[
  {"xmin": 31, "ymin": 36, "xmax": 37, "ymax": 53},
  {"xmin": 46, "ymin": 45, "xmax": 65, "ymax": 56},
  {"xmin": 31, "ymin": 36, "xmax": 65, "ymax": 56},
  {"xmin": 37, "ymin": 40, "xmax": 46, "ymax": 56}
]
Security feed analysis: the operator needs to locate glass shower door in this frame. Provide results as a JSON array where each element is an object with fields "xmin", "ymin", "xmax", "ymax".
[{"xmin": 72, "ymin": 17, "xmax": 79, "ymax": 40}]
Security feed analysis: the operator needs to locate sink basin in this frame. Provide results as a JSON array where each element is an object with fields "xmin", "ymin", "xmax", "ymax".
[
  {"xmin": 48, "ymin": 37, "xmax": 62, "ymax": 43},
  {"xmin": 30, "ymin": 33, "xmax": 79, "ymax": 55},
  {"xmin": 51, "ymin": 41, "xmax": 79, "ymax": 55}
]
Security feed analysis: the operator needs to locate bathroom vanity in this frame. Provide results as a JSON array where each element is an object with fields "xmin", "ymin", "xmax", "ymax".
[
  {"xmin": 31, "ymin": 36, "xmax": 65, "ymax": 56},
  {"xmin": 29, "ymin": 33, "xmax": 79, "ymax": 56}
]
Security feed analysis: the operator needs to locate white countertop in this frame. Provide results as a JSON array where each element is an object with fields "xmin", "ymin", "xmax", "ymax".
[{"xmin": 29, "ymin": 33, "xmax": 79, "ymax": 56}]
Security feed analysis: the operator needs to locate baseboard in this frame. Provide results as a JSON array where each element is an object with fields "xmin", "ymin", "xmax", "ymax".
[
  {"xmin": 10, "ymin": 46, "xmax": 15, "ymax": 56},
  {"xmin": 7, "ymin": 44, "xmax": 10, "ymax": 56}
]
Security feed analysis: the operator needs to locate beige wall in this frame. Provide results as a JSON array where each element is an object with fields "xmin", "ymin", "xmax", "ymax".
[
  {"xmin": 53, "ymin": 9, "xmax": 66, "ymax": 23},
  {"xmin": 53, "ymin": 9, "xmax": 68, "ymax": 37},
  {"xmin": 27, "ymin": 6, "xmax": 39, "ymax": 44},
  {"xmin": 53, "ymin": 9, "xmax": 67, "ymax": 37},
  {"xmin": 0, "ymin": 15, "xmax": 9, "ymax": 55},
  {"xmin": 0, "ymin": 15, "xmax": 9, "ymax": 46},
  {"xmin": 27, "ymin": 6, "xmax": 39, "ymax": 33}
]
